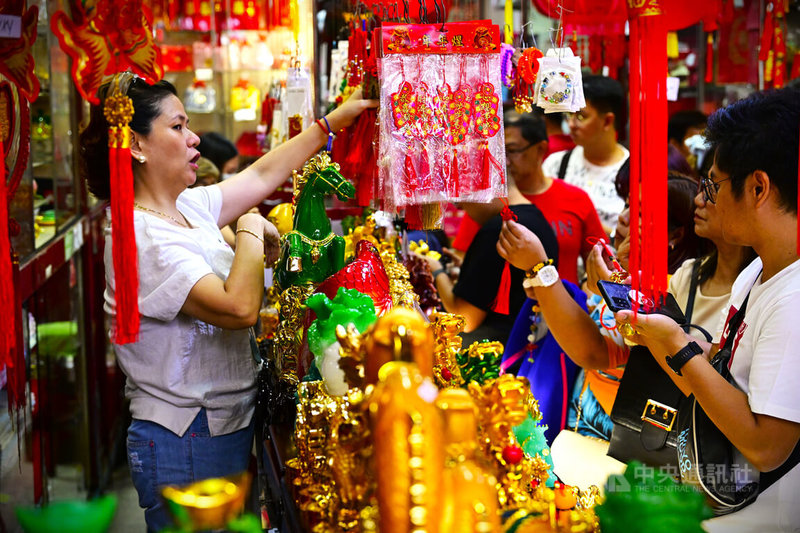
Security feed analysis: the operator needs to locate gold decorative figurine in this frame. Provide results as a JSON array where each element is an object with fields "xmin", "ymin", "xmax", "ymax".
[{"xmin": 436, "ymin": 388, "xmax": 501, "ymax": 532}]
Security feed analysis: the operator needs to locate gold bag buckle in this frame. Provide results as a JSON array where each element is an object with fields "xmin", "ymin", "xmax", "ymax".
[{"xmin": 641, "ymin": 399, "xmax": 677, "ymax": 432}]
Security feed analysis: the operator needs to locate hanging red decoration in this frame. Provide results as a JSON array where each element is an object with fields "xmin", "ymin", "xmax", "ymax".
[
  {"xmin": 490, "ymin": 199, "xmax": 518, "ymax": 315},
  {"xmin": 51, "ymin": 0, "xmax": 164, "ymax": 104},
  {"xmin": 0, "ymin": 0, "xmax": 40, "ymax": 102},
  {"xmin": 51, "ymin": 1, "xmax": 164, "ymax": 344},
  {"xmin": 759, "ymin": 1, "xmax": 788, "ymax": 89},
  {"xmin": 627, "ymin": 0, "xmax": 669, "ymax": 312},
  {"xmin": 104, "ymin": 75, "xmax": 140, "ymax": 344},
  {"xmin": 0, "ymin": 136, "xmax": 19, "ymax": 409},
  {"xmin": 705, "ymin": 32, "xmax": 715, "ymax": 84},
  {"xmin": 517, "ymin": 47, "xmax": 544, "ymax": 84},
  {"xmin": 0, "ymin": 0, "xmax": 38, "ymax": 413}
]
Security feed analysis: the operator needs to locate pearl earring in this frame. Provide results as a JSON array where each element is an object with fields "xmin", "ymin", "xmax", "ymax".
[{"xmin": 138, "ymin": 155, "xmax": 146, "ymax": 163}]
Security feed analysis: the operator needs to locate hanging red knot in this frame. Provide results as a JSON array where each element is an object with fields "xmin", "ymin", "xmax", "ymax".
[{"xmin": 500, "ymin": 197, "xmax": 517, "ymax": 222}]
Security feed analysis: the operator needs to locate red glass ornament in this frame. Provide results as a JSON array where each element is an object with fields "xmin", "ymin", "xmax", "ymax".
[
  {"xmin": 314, "ymin": 241, "xmax": 393, "ymax": 315},
  {"xmin": 502, "ymin": 444, "xmax": 524, "ymax": 465}
]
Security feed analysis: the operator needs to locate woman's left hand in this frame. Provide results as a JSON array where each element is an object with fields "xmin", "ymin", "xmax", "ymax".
[{"xmin": 326, "ymin": 87, "xmax": 379, "ymax": 131}]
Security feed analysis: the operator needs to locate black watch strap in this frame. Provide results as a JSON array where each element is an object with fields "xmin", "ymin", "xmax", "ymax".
[{"xmin": 666, "ymin": 341, "xmax": 703, "ymax": 376}]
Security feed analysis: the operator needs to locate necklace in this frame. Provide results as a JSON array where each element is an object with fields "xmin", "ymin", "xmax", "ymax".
[
  {"xmin": 282, "ymin": 230, "xmax": 336, "ymax": 264},
  {"xmin": 134, "ymin": 202, "xmax": 189, "ymax": 227}
]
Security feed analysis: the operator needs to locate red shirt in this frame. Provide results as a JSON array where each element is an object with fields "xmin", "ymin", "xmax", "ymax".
[
  {"xmin": 546, "ymin": 133, "xmax": 576, "ymax": 157},
  {"xmin": 522, "ymin": 179, "xmax": 606, "ymax": 284},
  {"xmin": 451, "ymin": 180, "xmax": 606, "ymax": 284}
]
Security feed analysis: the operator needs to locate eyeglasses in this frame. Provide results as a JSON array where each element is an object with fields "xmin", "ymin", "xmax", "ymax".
[
  {"xmin": 700, "ymin": 174, "xmax": 733, "ymax": 204},
  {"xmin": 505, "ymin": 143, "xmax": 534, "ymax": 157},
  {"xmin": 566, "ymin": 111, "xmax": 589, "ymax": 123}
]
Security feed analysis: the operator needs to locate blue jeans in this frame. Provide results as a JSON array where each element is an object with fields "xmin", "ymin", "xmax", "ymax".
[{"xmin": 126, "ymin": 410, "xmax": 254, "ymax": 532}]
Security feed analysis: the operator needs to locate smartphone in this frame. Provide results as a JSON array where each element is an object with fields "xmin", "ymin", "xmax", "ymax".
[{"xmin": 596, "ymin": 280, "xmax": 686, "ymax": 325}]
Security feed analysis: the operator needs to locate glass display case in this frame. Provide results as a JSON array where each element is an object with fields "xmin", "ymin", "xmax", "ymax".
[
  {"xmin": 10, "ymin": 0, "xmax": 81, "ymax": 260},
  {"xmin": 154, "ymin": 0, "xmax": 316, "ymax": 164}
]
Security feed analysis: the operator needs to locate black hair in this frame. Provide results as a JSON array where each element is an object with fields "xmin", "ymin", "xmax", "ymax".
[
  {"xmin": 668, "ymin": 110, "xmax": 707, "ymax": 144},
  {"xmin": 581, "ymin": 74, "xmax": 625, "ymax": 132},
  {"xmin": 666, "ymin": 172, "xmax": 712, "ymax": 273},
  {"xmin": 692, "ymin": 145, "xmax": 757, "ymax": 285},
  {"xmin": 79, "ymin": 78, "xmax": 178, "ymax": 200},
  {"xmin": 614, "ymin": 159, "xmax": 630, "ymax": 200},
  {"xmin": 543, "ymin": 112, "xmax": 565, "ymax": 127},
  {"xmin": 197, "ymin": 132, "xmax": 238, "ymax": 173},
  {"xmin": 705, "ymin": 87, "xmax": 800, "ymax": 214},
  {"xmin": 503, "ymin": 110, "xmax": 548, "ymax": 145}
]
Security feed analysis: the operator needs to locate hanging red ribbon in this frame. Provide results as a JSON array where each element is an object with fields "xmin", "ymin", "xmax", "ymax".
[
  {"xmin": 705, "ymin": 32, "xmax": 714, "ymax": 84},
  {"xmin": 0, "ymin": 137, "xmax": 22, "ymax": 409},
  {"xmin": 627, "ymin": 0, "xmax": 669, "ymax": 315}
]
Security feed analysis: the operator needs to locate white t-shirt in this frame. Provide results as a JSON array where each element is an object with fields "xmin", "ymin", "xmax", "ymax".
[
  {"xmin": 542, "ymin": 145, "xmax": 629, "ymax": 230},
  {"xmin": 703, "ymin": 257, "xmax": 800, "ymax": 533},
  {"xmin": 669, "ymin": 258, "xmax": 730, "ymax": 343},
  {"xmin": 105, "ymin": 185, "xmax": 258, "ymax": 437}
]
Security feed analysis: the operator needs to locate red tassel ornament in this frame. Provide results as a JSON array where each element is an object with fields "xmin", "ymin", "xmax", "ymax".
[
  {"xmin": 627, "ymin": 0, "xmax": 669, "ymax": 314},
  {"xmin": 480, "ymin": 141, "xmax": 505, "ymax": 190},
  {"xmin": 104, "ymin": 77, "xmax": 140, "ymax": 344},
  {"xmin": 449, "ymin": 148, "xmax": 460, "ymax": 197},
  {"xmin": 490, "ymin": 199, "xmax": 518, "ymax": 315},
  {"xmin": 0, "ymin": 138, "xmax": 22, "ymax": 409},
  {"xmin": 705, "ymin": 32, "xmax": 714, "ymax": 84}
]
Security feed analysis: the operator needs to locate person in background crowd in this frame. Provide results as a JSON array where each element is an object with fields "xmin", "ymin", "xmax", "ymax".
[
  {"xmin": 543, "ymin": 111, "xmax": 576, "ymax": 156},
  {"xmin": 503, "ymin": 111, "xmax": 606, "ymax": 285},
  {"xmin": 419, "ymin": 178, "xmax": 559, "ymax": 346},
  {"xmin": 191, "ymin": 157, "xmax": 237, "ymax": 247},
  {"xmin": 451, "ymin": 111, "xmax": 605, "ymax": 285},
  {"xmin": 615, "ymin": 88, "xmax": 800, "ymax": 531},
  {"xmin": 542, "ymin": 75, "xmax": 629, "ymax": 235},
  {"xmin": 667, "ymin": 109, "xmax": 707, "ymax": 162},
  {"xmin": 79, "ymin": 74, "xmax": 376, "ymax": 532},
  {"xmin": 198, "ymin": 131, "xmax": 240, "ymax": 179},
  {"xmin": 193, "ymin": 156, "xmax": 221, "ymax": 188}
]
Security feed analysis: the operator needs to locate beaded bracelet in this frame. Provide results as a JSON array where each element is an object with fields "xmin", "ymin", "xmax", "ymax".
[{"xmin": 316, "ymin": 116, "xmax": 335, "ymax": 152}]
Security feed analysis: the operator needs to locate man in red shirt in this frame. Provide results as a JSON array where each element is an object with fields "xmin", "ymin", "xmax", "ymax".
[
  {"xmin": 544, "ymin": 112, "xmax": 576, "ymax": 157},
  {"xmin": 505, "ymin": 111, "xmax": 606, "ymax": 285}
]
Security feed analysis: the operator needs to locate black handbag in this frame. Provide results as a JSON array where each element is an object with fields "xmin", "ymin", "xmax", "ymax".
[
  {"xmin": 607, "ymin": 260, "xmax": 710, "ymax": 468},
  {"xmin": 676, "ymin": 285, "xmax": 800, "ymax": 515}
]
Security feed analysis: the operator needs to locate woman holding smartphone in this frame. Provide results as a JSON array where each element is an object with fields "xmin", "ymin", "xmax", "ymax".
[{"xmin": 497, "ymin": 169, "xmax": 754, "ymax": 487}]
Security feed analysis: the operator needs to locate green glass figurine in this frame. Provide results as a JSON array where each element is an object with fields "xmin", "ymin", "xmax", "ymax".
[
  {"xmin": 15, "ymin": 495, "xmax": 117, "ymax": 533},
  {"xmin": 596, "ymin": 461, "xmax": 712, "ymax": 533},
  {"xmin": 306, "ymin": 287, "xmax": 377, "ymax": 395},
  {"xmin": 276, "ymin": 152, "xmax": 355, "ymax": 289}
]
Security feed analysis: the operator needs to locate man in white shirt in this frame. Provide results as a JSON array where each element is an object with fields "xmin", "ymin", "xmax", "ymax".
[
  {"xmin": 542, "ymin": 75, "xmax": 629, "ymax": 234},
  {"xmin": 615, "ymin": 87, "xmax": 800, "ymax": 531}
]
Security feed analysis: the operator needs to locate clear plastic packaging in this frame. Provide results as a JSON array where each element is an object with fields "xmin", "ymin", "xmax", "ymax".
[{"xmin": 377, "ymin": 52, "xmax": 507, "ymax": 222}]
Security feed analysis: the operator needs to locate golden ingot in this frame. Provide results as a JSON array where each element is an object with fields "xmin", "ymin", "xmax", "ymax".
[
  {"xmin": 364, "ymin": 307, "xmax": 434, "ymax": 385},
  {"xmin": 161, "ymin": 472, "xmax": 250, "ymax": 531},
  {"xmin": 267, "ymin": 202, "xmax": 293, "ymax": 236}
]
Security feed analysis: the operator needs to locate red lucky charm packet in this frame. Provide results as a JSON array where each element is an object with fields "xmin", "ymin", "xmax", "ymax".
[{"xmin": 377, "ymin": 21, "xmax": 506, "ymax": 229}]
